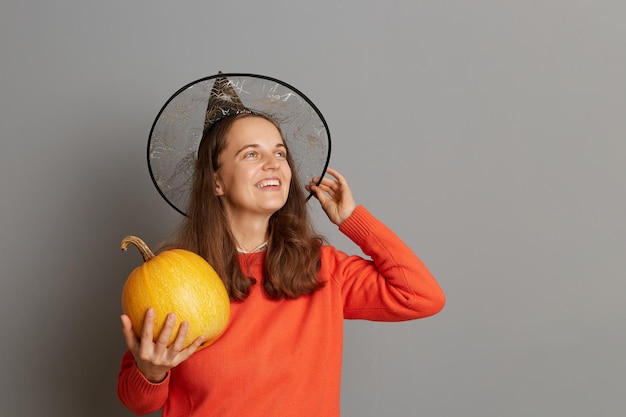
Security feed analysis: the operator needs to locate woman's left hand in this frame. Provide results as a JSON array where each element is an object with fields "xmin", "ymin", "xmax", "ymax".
[{"xmin": 308, "ymin": 167, "xmax": 356, "ymax": 226}]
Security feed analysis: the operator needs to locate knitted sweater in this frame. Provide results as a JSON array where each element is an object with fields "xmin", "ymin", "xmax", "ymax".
[{"xmin": 117, "ymin": 206, "xmax": 445, "ymax": 417}]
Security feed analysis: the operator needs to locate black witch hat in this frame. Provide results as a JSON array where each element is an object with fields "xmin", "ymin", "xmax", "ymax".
[{"xmin": 147, "ymin": 72, "xmax": 331, "ymax": 216}]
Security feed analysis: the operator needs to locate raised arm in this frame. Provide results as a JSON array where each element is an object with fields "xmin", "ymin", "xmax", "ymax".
[{"xmin": 328, "ymin": 206, "xmax": 446, "ymax": 321}]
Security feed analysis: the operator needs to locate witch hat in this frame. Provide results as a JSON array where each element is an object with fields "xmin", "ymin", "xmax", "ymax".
[
  {"xmin": 148, "ymin": 72, "xmax": 331, "ymax": 216},
  {"xmin": 204, "ymin": 71, "xmax": 252, "ymax": 131}
]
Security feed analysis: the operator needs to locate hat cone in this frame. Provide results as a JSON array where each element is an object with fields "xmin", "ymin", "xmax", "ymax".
[{"xmin": 204, "ymin": 71, "xmax": 251, "ymax": 131}]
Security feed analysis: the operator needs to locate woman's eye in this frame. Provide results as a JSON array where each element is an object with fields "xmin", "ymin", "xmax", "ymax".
[{"xmin": 245, "ymin": 151, "xmax": 257, "ymax": 158}]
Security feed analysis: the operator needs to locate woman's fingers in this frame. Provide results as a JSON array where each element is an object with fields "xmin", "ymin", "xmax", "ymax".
[
  {"xmin": 171, "ymin": 320, "xmax": 190, "ymax": 352},
  {"xmin": 155, "ymin": 312, "xmax": 176, "ymax": 350},
  {"xmin": 313, "ymin": 168, "xmax": 346, "ymax": 193},
  {"xmin": 324, "ymin": 167, "xmax": 346, "ymax": 185},
  {"xmin": 121, "ymin": 314, "xmax": 139, "ymax": 350},
  {"xmin": 140, "ymin": 308, "xmax": 156, "ymax": 342},
  {"xmin": 308, "ymin": 168, "xmax": 356, "ymax": 225},
  {"xmin": 187, "ymin": 335, "xmax": 206, "ymax": 352}
]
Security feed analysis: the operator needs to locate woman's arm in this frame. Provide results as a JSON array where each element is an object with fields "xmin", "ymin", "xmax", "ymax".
[
  {"xmin": 333, "ymin": 206, "xmax": 446, "ymax": 321},
  {"xmin": 117, "ymin": 308, "xmax": 204, "ymax": 414},
  {"xmin": 310, "ymin": 167, "xmax": 445, "ymax": 320}
]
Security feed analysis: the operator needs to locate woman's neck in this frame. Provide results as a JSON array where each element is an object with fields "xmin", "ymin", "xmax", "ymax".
[{"xmin": 227, "ymin": 213, "xmax": 270, "ymax": 253}]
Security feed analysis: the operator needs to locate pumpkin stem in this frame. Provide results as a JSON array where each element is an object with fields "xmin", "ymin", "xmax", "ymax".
[{"xmin": 120, "ymin": 236, "xmax": 155, "ymax": 262}]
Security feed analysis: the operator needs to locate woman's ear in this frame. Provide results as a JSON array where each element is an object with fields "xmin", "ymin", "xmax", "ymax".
[{"xmin": 214, "ymin": 174, "xmax": 225, "ymax": 196}]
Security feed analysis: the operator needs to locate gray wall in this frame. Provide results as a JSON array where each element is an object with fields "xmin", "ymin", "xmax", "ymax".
[{"xmin": 1, "ymin": 1, "xmax": 624, "ymax": 416}]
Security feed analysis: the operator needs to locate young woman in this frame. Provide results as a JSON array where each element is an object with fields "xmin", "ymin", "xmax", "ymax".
[{"xmin": 117, "ymin": 74, "xmax": 445, "ymax": 417}]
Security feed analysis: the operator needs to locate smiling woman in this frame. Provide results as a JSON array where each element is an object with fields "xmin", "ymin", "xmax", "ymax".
[{"xmin": 116, "ymin": 72, "xmax": 445, "ymax": 417}]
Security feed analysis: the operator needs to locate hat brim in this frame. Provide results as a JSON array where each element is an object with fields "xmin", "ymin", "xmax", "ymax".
[{"xmin": 147, "ymin": 73, "xmax": 332, "ymax": 216}]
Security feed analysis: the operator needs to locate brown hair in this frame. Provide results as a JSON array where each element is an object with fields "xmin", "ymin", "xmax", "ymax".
[{"xmin": 167, "ymin": 113, "xmax": 325, "ymax": 301}]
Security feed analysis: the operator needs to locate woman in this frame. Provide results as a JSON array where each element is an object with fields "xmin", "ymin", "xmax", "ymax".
[{"xmin": 118, "ymin": 74, "xmax": 445, "ymax": 417}]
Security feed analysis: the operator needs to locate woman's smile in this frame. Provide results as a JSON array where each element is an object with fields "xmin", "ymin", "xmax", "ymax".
[{"xmin": 256, "ymin": 177, "xmax": 281, "ymax": 189}]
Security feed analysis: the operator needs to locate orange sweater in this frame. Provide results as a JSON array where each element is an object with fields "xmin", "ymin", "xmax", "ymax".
[{"xmin": 117, "ymin": 206, "xmax": 445, "ymax": 417}]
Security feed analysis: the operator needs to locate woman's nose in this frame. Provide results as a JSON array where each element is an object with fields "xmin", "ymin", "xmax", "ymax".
[{"xmin": 263, "ymin": 156, "xmax": 280, "ymax": 169}]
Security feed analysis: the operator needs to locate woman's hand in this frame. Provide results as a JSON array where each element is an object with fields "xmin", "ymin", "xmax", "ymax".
[
  {"xmin": 121, "ymin": 308, "xmax": 204, "ymax": 383},
  {"xmin": 308, "ymin": 167, "xmax": 356, "ymax": 226}
]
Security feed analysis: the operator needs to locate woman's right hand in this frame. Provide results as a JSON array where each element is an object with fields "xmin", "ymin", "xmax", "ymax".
[
  {"xmin": 121, "ymin": 308, "xmax": 204, "ymax": 383},
  {"xmin": 308, "ymin": 167, "xmax": 356, "ymax": 226}
]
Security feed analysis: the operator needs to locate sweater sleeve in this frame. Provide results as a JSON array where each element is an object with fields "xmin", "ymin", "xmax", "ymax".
[
  {"xmin": 332, "ymin": 205, "xmax": 445, "ymax": 321},
  {"xmin": 117, "ymin": 349, "xmax": 170, "ymax": 415}
]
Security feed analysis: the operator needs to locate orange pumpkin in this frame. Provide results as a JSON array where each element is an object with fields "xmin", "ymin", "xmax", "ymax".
[{"xmin": 120, "ymin": 236, "xmax": 230, "ymax": 350}]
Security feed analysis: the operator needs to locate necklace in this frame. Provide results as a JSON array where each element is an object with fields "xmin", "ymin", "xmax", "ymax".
[{"xmin": 236, "ymin": 241, "xmax": 268, "ymax": 254}]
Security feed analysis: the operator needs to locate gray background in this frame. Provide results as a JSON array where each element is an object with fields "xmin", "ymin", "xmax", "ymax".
[{"xmin": 1, "ymin": 1, "xmax": 624, "ymax": 416}]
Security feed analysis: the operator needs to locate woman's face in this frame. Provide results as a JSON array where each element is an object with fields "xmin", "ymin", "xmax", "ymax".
[{"xmin": 214, "ymin": 116, "xmax": 292, "ymax": 219}]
